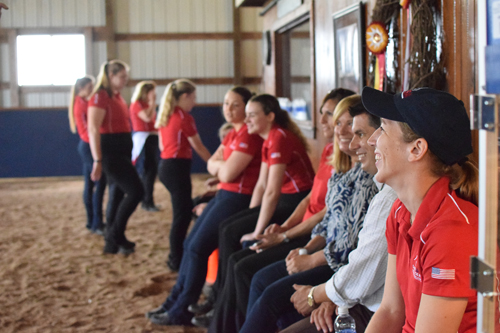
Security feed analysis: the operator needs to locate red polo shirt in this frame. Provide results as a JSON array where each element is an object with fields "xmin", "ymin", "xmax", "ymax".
[
  {"xmin": 73, "ymin": 95, "xmax": 89, "ymax": 143},
  {"xmin": 262, "ymin": 125, "xmax": 315, "ymax": 194},
  {"xmin": 218, "ymin": 124, "xmax": 264, "ymax": 195},
  {"xmin": 302, "ymin": 143, "xmax": 333, "ymax": 221},
  {"xmin": 130, "ymin": 100, "xmax": 156, "ymax": 132},
  {"xmin": 159, "ymin": 106, "xmax": 198, "ymax": 159},
  {"xmin": 88, "ymin": 89, "xmax": 131, "ymax": 134},
  {"xmin": 386, "ymin": 177, "xmax": 478, "ymax": 333}
]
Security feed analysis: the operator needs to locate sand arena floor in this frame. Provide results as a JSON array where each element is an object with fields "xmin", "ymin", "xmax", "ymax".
[{"xmin": 0, "ymin": 175, "xmax": 210, "ymax": 333}]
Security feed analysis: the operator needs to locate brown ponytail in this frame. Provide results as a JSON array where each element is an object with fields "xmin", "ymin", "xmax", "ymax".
[
  {"xmin": 249, "ymin": 94, "xmax": 310, "ymax": 151},
  {"xmin": 399, "ymin": 122, "xmax": 479, "ymax": 205},
  {"xmin": 68, "ymin": 76, "xmax": 95, "ymax": 133}
]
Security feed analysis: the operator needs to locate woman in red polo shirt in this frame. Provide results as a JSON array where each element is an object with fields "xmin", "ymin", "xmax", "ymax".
[
  {"xmin": 130, "ymin": 81, "xmax": 159, "ymax": 212},
  {"xmin": 69, "ymin": 75, "xmax": 107, "ymax": 235},
  {"xmin": 155, "ymin": 79, "xmax": 211, "ymax": 271},
  {"xmin": 88, "ymin": 60, "xmax": 144, "ymax": 255},
  {"xmin": 146, "ymin": 86, "xmax": 265, "ymax": 326},
  {"xmin": 362, "ymin": 87, "xmax": 478, "ymax": 333}
]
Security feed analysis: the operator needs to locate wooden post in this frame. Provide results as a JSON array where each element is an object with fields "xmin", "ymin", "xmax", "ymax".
[
  {"xmin": 105, "ymin": 0, "xmax": 116, "ymax": 60},
  {"xmin": 233, "ymin": 3, "xmax": 243, "ymax": 85}
]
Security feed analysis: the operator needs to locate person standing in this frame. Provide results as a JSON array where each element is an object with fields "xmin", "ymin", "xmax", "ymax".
[
  {"xmin": 88, "ymin": 60, "xmax": 144, "ymax": 255},
  {"xmin": 69, "ymin": 75, "xmax": 107, "ymax": 235},
  {"xmin": 155, "ymin": 79, "xmax": 211, "ymax": 271},
  {"xmin": 130, "ymin": 81, "xmax": 160, "ymax": 212}
]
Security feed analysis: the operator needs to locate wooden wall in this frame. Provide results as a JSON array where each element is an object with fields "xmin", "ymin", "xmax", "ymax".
[
  {"xmin": 0, "ymin": 0, "xmax": 264, "ymax": 108},
  {"xmin": 260, "ymin": 0, "xmax": 478, "ymax": 166}
]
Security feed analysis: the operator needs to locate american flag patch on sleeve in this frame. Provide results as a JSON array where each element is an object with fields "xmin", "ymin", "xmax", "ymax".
[
  {"xmin": 271, "ymin": 152, "xmax": 281, "ymax": 158},
  {"xmin": 239, "ymin": 142, "xmax": 248, "ymax": 149},
  {"xmin": 431, "ymin": 267, "xmax": 455, "ymax": 280}
]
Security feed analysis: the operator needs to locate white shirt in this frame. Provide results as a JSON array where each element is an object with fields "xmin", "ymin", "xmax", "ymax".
[{"xmin": 324, "ymin": 181, "xmax": 397, "ymax": 312}]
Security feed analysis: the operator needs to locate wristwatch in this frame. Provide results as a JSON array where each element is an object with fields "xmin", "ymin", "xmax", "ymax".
[
  {"xmin": 307, "ymin": 286, "xmax": 316, "ymax": 307},
  {"xmin": 281, "ymin": 232, "xmax": 290, "ymax": 243}
]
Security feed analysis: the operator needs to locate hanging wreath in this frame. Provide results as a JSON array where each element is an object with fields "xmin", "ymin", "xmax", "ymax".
[
  {"xmin": 406, "ymin": 0, "xmax": 445, "ymax": 90},
  {"xmin": 366, "ymin": 0, "xmax": 400, "ymax": 92}
]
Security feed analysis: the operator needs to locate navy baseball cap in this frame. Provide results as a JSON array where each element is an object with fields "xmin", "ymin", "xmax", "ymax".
[{"xmin": 361, "ymin": 86, "xmax": 473, "ymax": 166}]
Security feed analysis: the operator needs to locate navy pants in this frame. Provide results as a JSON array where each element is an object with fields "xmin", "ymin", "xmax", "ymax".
[
  {"xmin": 135, "ymin": 134, "xmax": 159, "ymax": 206},
  {"xmin": 158, "ymin": 158, "xmax": 193, "ymax": 267},
  {"xmin": 240, "ymin": 260, "xmax": 334, "ymax": 333},
  {"xmin": 77, "ymin": 140, "xmax": 106, "ymax": 231},
  {"xmin": 208, "ymin": 191, "xmax": 310, "ymax": 333},
  {"xmin": 160, "ymin": 189, "xmax": 252, "ymax": 325},
  {"xmin": 101, "ymin": 133, "xmax": 144, "ymax": 245}
]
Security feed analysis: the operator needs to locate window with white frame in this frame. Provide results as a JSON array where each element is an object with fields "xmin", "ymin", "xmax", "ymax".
[{"xmin": 17, "ymin": 34, "xmax": 86, "ymax": 86}]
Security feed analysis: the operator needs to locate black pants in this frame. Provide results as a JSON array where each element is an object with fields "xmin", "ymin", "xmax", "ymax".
[
  {"xmin": 158, "ymin": 158, "xmax": 193, "ymax": 266},
  {"xmin": 136, "ymin": 135, "xmax": 159, "ymax": 205},
  {"xmin": 101, "ymin": 133, "xmax": 144, "ymax": 245},
  {"xmin": 209, "ymin": 190, "xmax": 310, "ymax": 333}
]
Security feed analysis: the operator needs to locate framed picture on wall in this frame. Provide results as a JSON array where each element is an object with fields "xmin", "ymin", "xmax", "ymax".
[{"xmin": 332, "ymin": 2, "xmax": 365, "ymax": 93}]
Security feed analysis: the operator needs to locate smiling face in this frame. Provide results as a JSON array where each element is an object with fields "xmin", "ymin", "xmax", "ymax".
[
  {"xmin": 368, "ymin": 118, "xmax": 411, "ymax": 185},
  {"xmin": 223, "ymin": 90, "xmax": 246, "ymax": 125},
  {"xmin": 333, "ymin": 111, "xmax": 355, "ymax": 155},
  {"xmin": 245, "ymin": 101, "xmax": 273, "ymax": 136},
  {"xmin": 350, "ymin": 113, "xmax": 377, "ymax": 175},
  {"xmin": 319, "ymin": 98, "xmax": 338, "ymax": 140},
  {"xmin": 109, "ymin": 69, "xmax": 128, "ymax": 92}
]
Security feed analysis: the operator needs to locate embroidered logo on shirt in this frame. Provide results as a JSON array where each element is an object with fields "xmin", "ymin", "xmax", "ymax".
[
  {"xmin": 431, "ymin": 267, "xmax": 455, "ymax": 280},
  {"xmin": 412, "ymin": 255, "xmax": 421, "ymax": 281},
  {"xmin": 239, "ymin": 142, "xmax": 248, "ymax": 149},
  {"xmin": 271, "ymin": 152, "xmax": 281, "ymax": 159}
]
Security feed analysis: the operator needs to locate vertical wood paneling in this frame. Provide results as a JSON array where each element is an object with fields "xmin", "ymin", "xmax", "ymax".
[{"xmin": 166, "ymin": 0, "xmax": 180, "ymax": 33}]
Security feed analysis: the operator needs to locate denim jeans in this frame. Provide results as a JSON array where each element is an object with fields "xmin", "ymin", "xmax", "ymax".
[
  {"xmin": 160, "ymin": 189, "xmax": 252, "ymax": 324},
  {"xmin": 240, "ymin": 260, "xmax": 334, "ymax": 333},
  {"xmin": 77, "ymin": 140, "xmax": 106, "ymax": 231}
]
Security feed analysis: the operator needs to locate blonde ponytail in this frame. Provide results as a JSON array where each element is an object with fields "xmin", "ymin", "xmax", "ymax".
[
  {"xmin": 155, "ymin": 79, "xmax": 196, "ymax": 128},
  {"xmin": 90, "ymin": 60, "xmax": 129, "ymax": 98},
  {"xmin": 131, "ymin": 80, "xmax": 156, "ymax": 103}
]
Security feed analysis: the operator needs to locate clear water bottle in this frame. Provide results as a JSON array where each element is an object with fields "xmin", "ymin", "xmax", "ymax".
[{"xmin": 334, "ymin": 306, "xmax": 356, "ymax": 333}]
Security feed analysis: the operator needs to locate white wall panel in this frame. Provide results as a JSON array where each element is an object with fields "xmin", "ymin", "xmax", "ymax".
[
  {"xmin": 126, "ymin": 40, "xmax": 233, "ymax": 79},
  {"xmin": 118, "ymin": 0, "xmax": 232, "ymax": 33},
  {"xmin": 92, "ymin": 41, "xmax": 107, "ymax": 76},
  {"xmin": 1, "ymin": 90, "xmax": 11, "ymax": 107},
  {"xmin": 241, "ymin": 40, "xmax": 262, "ymax": 77},
  {"xmin": 0, "ymin": 0, "xmax": 105, "ymax": 28},
  {"xmin": 290, "ymin": 38, "xmax": 311, "ymax": 76},
  {"xmin": 0, "ymin": 43, "xmax": 9, "ymax": 82},
  {"xmin": 22, "ymin": 92, "xmax": 70, "ymax": 108}
]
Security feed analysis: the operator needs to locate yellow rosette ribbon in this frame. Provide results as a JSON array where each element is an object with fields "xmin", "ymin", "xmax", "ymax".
[{"xmin": 366, "ymin": 22, "xmax": 389, "ymax": 91}]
